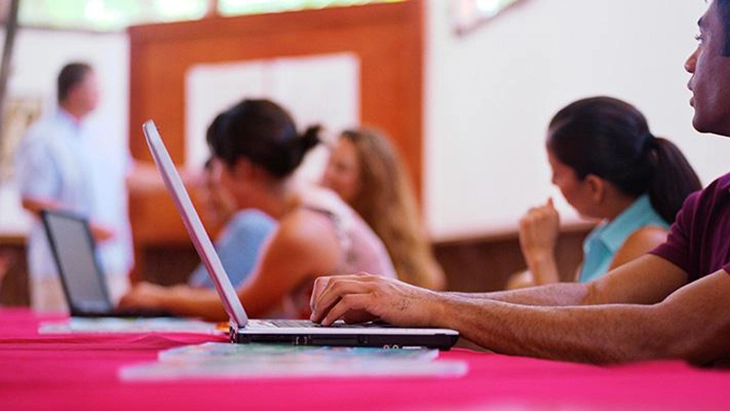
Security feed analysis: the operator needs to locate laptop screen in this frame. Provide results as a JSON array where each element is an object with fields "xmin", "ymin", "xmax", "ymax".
[{"xmin": 42, "ymin": 211, "xmax": 112, "ymax": 313}]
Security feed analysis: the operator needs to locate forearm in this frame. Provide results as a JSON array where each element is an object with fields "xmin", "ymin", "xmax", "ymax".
[
  {"xmin": 160, "ymin": 286, "xmax": 228, "ymax": 322},
  {"xmin": 525, "ymin": 253, "xmax": 560, "ymax": 285},
  {"xmin": 431, "ymin": 294, "xmax": 678, "ymax": 364},
  {"xmin": 21, "ymin": 198, "xmax": 60, "ymax": 215},
  {"xmin": 446, "ymin": 282, "xmax": 591, "ymax": 306}
]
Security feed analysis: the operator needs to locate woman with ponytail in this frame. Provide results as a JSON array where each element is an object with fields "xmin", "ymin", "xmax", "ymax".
[
  {"xmin": 509, "ymin": 96, "xmax": 702, "ymax": 289},
  {"xmin": 121, "ymin": 99, "xmax": 396, "ymax": 320}
]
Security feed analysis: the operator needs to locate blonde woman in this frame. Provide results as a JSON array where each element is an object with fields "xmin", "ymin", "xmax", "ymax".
[{"xmin": 321, "ymin": 128, "xmax": 445, "ymax": 290}]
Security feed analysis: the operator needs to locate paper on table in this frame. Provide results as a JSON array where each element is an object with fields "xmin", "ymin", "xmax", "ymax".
[
  {"xmin": 119, "ymin": 342, "xmax": 468, "ymax": 381},
  {"xmin": 158, "ymin": 342, "xmax": 441, "ymax": 363},
  {"xmin": 38, "ymin": 317, "xmax": 223, "ymax": 335}
]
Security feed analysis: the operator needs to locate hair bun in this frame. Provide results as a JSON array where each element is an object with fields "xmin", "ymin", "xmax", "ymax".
[
  {"xmin": 299, "ymin": 125, "xmax": 321, "ymax": 154},
  {"xmin": 269, "ymin": 124, "xmax": 321, "ymax": 177}
]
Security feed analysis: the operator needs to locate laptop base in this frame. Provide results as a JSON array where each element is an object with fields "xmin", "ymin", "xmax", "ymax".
[{"xmin": 231, "ymin": 327, "xmax": 458, "ymax": 350}]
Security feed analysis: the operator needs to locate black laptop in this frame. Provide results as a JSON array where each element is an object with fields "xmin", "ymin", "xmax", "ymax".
[{"xmin": 40, "ymin": 209, "xmax": 172, "ymax": 318}]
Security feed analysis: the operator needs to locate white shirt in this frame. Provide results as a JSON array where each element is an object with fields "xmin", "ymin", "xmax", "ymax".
[{"xmin": 15, "ymin": 108, "xmax": 133, "ymax": 279}]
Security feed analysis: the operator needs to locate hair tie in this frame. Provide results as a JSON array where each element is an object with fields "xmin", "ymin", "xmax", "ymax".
[{"xmin": 643, "ymin": 133, "xmax": 658, "ymax": 154}]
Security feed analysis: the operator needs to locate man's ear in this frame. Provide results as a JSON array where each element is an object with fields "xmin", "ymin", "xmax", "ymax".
[{"xmin": 584, "ymin": 174, "xmax": 606, "ymax": 204}]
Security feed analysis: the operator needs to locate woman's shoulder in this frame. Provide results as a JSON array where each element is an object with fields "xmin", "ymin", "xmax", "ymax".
[
  {"xmin": 277, "ymin": 195, "xmax": 341, "ymax": 247},
  {"xmin": 609, "ymin": 225, "xmax": 668, "ymax": 269},
  {"xmin": 624, "ymin": 225, "xmax": 669, "ymax": 247},
  {"xmin": 298, "ymin": 185, "xmax": 352, "ymax": 216}
]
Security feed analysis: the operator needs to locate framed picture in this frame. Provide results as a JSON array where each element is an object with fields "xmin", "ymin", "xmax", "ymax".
[
  {"xmin": 0, "ymin": 96, "xmax": 43, "ymax": 181},
  {"xmin": 453, "ymin": 0, "xmax": 524, "ymax": 36}
]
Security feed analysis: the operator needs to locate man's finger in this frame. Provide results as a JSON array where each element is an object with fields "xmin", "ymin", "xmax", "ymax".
[
  {"xmin": 311, "ymin": 279, "xmax": 373, "ymax": 323},
  {"xmin": 321, "ymin": 294, "xmax": 372, "ymax": 326}
]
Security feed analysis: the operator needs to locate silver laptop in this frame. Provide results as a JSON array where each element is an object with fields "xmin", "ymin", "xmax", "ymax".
[{"xmin": 142, "ymin": 120, "xmax": 458, "ymax": 350}]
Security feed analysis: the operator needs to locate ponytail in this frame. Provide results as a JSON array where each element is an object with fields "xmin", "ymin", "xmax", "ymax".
[
  {"xmin": 271, "ymin": 125, "xmax": 321, "ymax": 177},
  {"xmin": 646, "ymin": 137, "xmax": 702, "ymax": 223}
]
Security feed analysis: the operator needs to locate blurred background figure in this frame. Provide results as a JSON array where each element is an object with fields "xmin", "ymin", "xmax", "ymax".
[
  {"xmin": 508, "ymin": 97, "xmax": 702, "ymax": 289},
  {"xmin": 120, "ymin": 99, "xmax": 396, "ymax": 320},
  {"xmin": 321, "ymin": 128, "xmax": 445, "ymax": 290},
  {"xmin": 187, "ymin": 157, "xmax": 276, "ymax": 288},
  {"xmin": 14, "ymin": 62, "xmax": 133, "ymax": 312}
]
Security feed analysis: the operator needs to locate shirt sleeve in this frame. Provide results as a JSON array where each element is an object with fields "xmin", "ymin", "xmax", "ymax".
[
  {"xmin": 14, "ymin": 133, "xmax": 60, "ymax": 201},
  {"xmin": 188, "ymin": 211, "xmax": 276, "ymax": 288},
  {"xmin": 649, "ymin": 191, "xmax": 699, "ymax": 274}
]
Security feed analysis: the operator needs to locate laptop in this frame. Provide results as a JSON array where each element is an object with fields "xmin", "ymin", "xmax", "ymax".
[
  {"xmin": 41, "ymin": 209, "xmax": 172, "ymax": 318},
  {"xmin": 142, "ymin": 120, "xmax": 459, "ymax": 350}
]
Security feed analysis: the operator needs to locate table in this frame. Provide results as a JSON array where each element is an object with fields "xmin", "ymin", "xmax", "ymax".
[{"xmin": 0, "ymin": 308, "xmax": 727, "ymax": 410}]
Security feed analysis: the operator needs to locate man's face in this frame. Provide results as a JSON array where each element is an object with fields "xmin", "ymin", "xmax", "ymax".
[
  {"xmin": 70, "ymin": 71, "xmax": 100, "ymax": 115},
  {"xmin": 685, "ymin": 1, "xmax": 730, "ymax": 136}
]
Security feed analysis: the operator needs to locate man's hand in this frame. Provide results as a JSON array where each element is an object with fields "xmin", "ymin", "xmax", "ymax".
[
  {"xmin": 90, "ymin": 222, "xmax": 115, "ymax": 242},
  {"xmin": 309, "ymin": 273, "xmax": 441, "ymax": 327}
]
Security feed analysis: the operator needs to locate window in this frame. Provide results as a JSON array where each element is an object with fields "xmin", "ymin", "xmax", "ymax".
[
  {"xmin": 453, "ymin": 0, "xmax": 522, "ymax": 36},
  {"xmin": 13, "ymin": 0, "xmax": 401, "ymax": 32}
]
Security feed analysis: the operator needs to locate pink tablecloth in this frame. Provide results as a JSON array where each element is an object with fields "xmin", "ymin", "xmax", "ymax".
[{"xmin": 0, "ymin": 308, "xmax": 727, "ymax": 410}]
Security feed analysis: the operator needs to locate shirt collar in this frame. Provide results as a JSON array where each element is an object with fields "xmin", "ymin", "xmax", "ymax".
[
  {"xmin": 590, "ymin": 195, "xmax": 657, "ymax": 253},
  {"xmin": 56, "ymin": 108, "xmax": 84, "ymax": 133}
]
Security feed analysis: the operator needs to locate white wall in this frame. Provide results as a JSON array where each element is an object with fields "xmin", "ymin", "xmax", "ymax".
[
  {"xmin": 3, "ymin": 1, "xmax": 727, "ymax": 242},
  {"xmin": 424, "ymin": 0, "xmax": 726, "ymax": 241},
  {"xmin": 0, "ymin": 28, "xmax": 128, "ymax": 234}
]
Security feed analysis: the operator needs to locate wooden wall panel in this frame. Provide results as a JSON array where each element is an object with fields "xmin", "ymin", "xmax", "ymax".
[
  {"xmin": 0, "ymin": 226, "xmax": 591, "ymax": 304},
  {"xmin": 128, "ymin": 1, "xmax": 423, "ymax": 185},
  {"xmin": 127, "ymin": 1, "xmax": 424, "ymax": 280}
]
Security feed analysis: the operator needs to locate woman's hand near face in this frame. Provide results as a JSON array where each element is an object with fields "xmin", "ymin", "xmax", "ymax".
[
  {"xmin": 518, "ymin": 198, "xmax": 561, "ymax": 284},
  {"xmin": 519, "ymin": 198, "xmax": 560, "ymax": 258}
]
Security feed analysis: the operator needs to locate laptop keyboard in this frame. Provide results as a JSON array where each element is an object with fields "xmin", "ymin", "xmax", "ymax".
[
  {"xmin": 253, "ymin": 320, "xmax": 391, "ymax": 329},
  {"xmin": 266, "ymin": 320, "xmax": 323, "ymax": 328}
]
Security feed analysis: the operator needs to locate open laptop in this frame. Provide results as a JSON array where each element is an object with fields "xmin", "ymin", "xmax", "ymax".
[
  {"xmin": 143, "ymin": 120, "xmax": 459, "ymax": 350},
  {"xmin": 41, "ymin": 209, "xmax": 172, "ymax": 318}
]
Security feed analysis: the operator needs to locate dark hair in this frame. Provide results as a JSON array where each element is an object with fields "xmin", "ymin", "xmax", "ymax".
[
  {"xmin": 547, "ymin": 96, "xmax": 702, "ymax": 223},
  {"xmin": 206, "ymin": 99, "xmax": 320, "ymax": 178},
  {"xmin": 57, "ymin": 62, "xmax": 92, "ymax": 103},
  {"xmin": 719, "ymin": 0, "xmax": 730, "ymax": 56}
]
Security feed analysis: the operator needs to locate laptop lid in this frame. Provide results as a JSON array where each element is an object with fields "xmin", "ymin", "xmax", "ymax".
[
  {"xmin": 142, "ymin": 120, "xmax": 249, "ymax": 328},
  {"xmin": 40, "ymin": 210, "xmax": 114, "ymax": 315}
]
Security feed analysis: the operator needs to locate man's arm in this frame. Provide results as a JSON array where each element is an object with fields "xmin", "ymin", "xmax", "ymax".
[
  {"xmin": 445, "ymin": 255, "xmax": 687, "ymax": 306},
  {"xmin": 21, "ymin": 197, "xmax": 60, "ymax": 215},
  {"xmin": 432, "ymin": 268, "xmax": 730, "ymax": 364},
  {"xmin": 21, "ymin": 197, "xmax": 115, "ymax": 241},
  {"xmin": 310, "ymin": 256, "xmax": 713, "ymax": 364},
  {"xmin": 125, "ymin": 160, "xmax": 164, "ymax": 194}
]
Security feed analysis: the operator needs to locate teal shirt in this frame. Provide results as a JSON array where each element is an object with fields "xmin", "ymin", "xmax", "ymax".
[{"xmin": 579, "ymin": 195, "xmax": 669, "ymax": 283}]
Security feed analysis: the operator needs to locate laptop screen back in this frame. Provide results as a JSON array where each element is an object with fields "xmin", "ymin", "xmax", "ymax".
[
  {"xmin": 142, "ymin": 120, "xmax": 249, "ymax": 328},
  {"xmin": 42, "ymin": 211, "xmax": 112, "ymax": 313}
]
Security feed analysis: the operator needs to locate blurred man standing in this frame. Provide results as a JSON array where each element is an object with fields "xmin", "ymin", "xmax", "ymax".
[{"xmin": 15, "ymin": 62, "xmax": 133, "ymax": 312}]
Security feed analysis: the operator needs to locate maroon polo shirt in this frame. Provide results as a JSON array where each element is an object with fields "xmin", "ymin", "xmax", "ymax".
[{"xmin": 651, "ymin": 172, "xmax": 730, "ymax": 281}]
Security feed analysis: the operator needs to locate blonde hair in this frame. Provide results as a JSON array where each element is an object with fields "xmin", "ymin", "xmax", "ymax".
[{"xmin": 340, "ymin": 128, "xmax": 445, "ymax": 290}]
